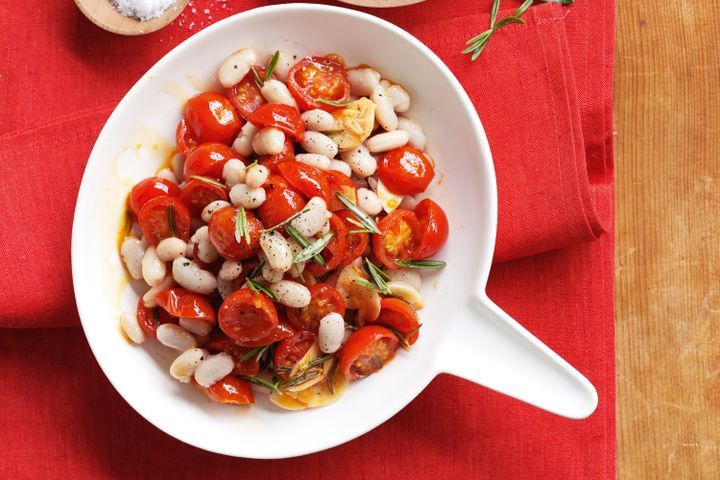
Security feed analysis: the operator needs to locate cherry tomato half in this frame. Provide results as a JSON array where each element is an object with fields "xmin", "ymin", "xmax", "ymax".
[
  {"xmin": 273, "ymin": 331, "xmax": 316, "ymax": 378},
  {"xmin": 338, "ymin": 326, "xmax": 399, "ymax": 381},
  {"xmin": 278, "ymin": 162, "xmax": 331, "ymax": 203},
  {"xmin": 193, "ymin": 375, "xmax": 254, "ymax": 405},
  {"xmin": 377, "ymin": 146, "xmax": 435, "ymax": 195},
  {"xmin": 227, "ymin": 66, "xmax": 272, "ymax": 120},
  {"xmin": 184, "ymin": 92, "xmax": 243, "ymax": 146},
  {"xmin": 286, "ymin": 284, "xmax": 346, "ymax": 332},
  {"xmin": 257, "ymin": 175, "xmax": 306, "ymax": 228},
  {"xmin": 136, "ymin": 299, "xmax": 176, "ymax": 338},
  {"xmin": 176, "ymin": 118, "xmax": 200, "ymax": 157},
  {"xmin": 248, "ymin": 103, "xmax": 305, "ymax": 142},
  {"xmin": 128, "ymin": 177, "xmax": 181, "ymax": 217},
  {"xmin": 413, "ymin": 199, "xmax": 449, "ymax": 259},
  {"xmin": 287, "ymin": 56, "xmax": 350, "ymax": 112},
  {"xmin": 371, "ymin": 208, "xmax": 420, "ymax": 269},
  {"xmin": 335, "ymin": 209, "xmax": 369, "ymax": 267},
  {"xmin": 180, "ymin": 176, "xmax": 229, "ymax": 217},
  {"xmin": 325, "ymin": 170, "xmax": 356, "ymax": 211},
  {"xmin": 204, "ymin": 333, "xmax": 261, "ymax": 376},
  {"xmin": 218, "ymin": 288, "xmax": 279, "ymax": 342},
  {"xmin": 373, "ymin": 297, "xmax": 420, "ymax": 345},
  {"xmin": 208, "ymin": 206, "xmax": 263, "ymax": 261},
  {"xmin": 154, "ymin": 288, "xmax": 216, "ymax": 323},
  {"xmin": 306, "ymin": 213, "xmax": 349, "ymax": 276},
  {"xmin": 233, "ymin": 321, "xmax": 295, "ymax": 347},
  {"xmin": 258, "ymin": 137, "xmax": 295, "ymax": 174},
  {"xmin": 138, "ymin": 196, "xmax": 191, "ymax": 245},
  {"xmin": 183, "ymin": 142, "xmax": 241, "ymax": 181}
]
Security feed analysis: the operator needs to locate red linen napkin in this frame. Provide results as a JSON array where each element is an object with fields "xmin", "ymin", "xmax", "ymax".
[{"xmin": 0, "ymin": 1, "xmax": 615, "ymax": 479}]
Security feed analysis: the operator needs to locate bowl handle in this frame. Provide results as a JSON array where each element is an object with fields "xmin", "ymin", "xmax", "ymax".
[{"xmin": 437, "ymin": 295, "xmax": 598, "ymax": 419}]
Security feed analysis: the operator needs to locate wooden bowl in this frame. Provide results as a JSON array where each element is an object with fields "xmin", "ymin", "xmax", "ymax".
[{"xmin": 75, "ymin": 0, "xmax": 188, "ymax": 36}]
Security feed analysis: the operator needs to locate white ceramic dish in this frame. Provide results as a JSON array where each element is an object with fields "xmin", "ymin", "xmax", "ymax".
[{"xmin": 71, "ymin": 4, "xmax": 598, "ymax": 459}]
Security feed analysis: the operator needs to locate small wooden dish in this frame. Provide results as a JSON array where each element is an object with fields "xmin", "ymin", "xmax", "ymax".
[{"xmin": 75, "ymin": 0, "xmax": 188, "ymax": 36}]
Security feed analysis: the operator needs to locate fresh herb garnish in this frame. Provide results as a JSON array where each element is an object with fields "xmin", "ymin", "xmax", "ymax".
[
  {"xmin": 234, "ymin": 207, "xmax": 251, "ymax": 245},
  {"xmin": 187, "ymin": 175, "xmax": 227, "ymax": 190},
  {"xmin": 335, "ymin": 193, "xmax": 381, "ymax": 234},
  {"xmin": 285, "ymin": 224, "xmax": 326, "ymax": 267},
  {"xmin": 240, "ymin": 344, "xmax": 272, "ymax": 362},
  {"xmin": 394, "ymin": 259, "xmax": 447, "ymax": 269},
  {"xmin": 239, "ymin": 375, "xmax": 280, "ymax": 394},
  {"xmin": 244, "ymin": 160, "xmax": 258, "ymax": 172},
  {"xmin": 246, "ymin": 277, "xmax": 279, "ymax": 301},
  {"xmin": 365, "ymin": 258, "xmax": 392, "ymax": 295},
  {"xmin": 166, "ymin": 204, "xmax": 176, "ymax": 236},
  {"xmin": 261, "ymin": 208, "xmax": 309, "ymax": 233},
  {"xmin": 387, "ymin": 324, "xmax": 423, "ymax": 352},
  {"xmin": 265, "ymin": 50, "xmax": 280, "ymax": 81},
  {"xmin": 249, "ymin": 259, "xmax": 265, "ymax": 279},
  {"xmin": 353, "ymin": 278, "xmax": 381, "ymax": 291},
  {"xmin": 250, "ymin": 67, "xmax": 264, "ymax": 89},
  {"xmin": 317, "ymin": 98, "xmax": 353, "ymax": 108},
  {"xmin": 294, "ymin": 231, "xmax": 334, "ymax": 264},
  {"xmin": 278, "ymin": 368, "xmax": 322, "ymax": 390},
  {"xmin": 307, "ymin": 354, "xmax": 334, "ymax": 368}
]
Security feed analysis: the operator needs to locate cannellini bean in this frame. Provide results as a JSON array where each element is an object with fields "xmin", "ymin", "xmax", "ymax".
[
  {"xmin": 223, "ymin": 158, "xmax": 247, "ymax": 187},
  {"xmin": 170, "ymin": 348, "xmax": 208, "ymax": 383},
  {"xmin": 218, "ymin": 260, "xmax": 243, "ymax": 281},
  {"xmin": 141, "ymin": 246, "xmax": 166, "ymax": 287},
  {"xmin": 171, "ymin": 153, "xmax": 185, "ymax": 182},
  {"xmin": 252, "ymin": 127, "xmax": 285, "ymax": 155},
  {"xmin": 356, "ymin": 188, "xmax": 383, "ymax": 216},
  {"xmin": 301, "ymin": 131, "xmax": 338, "ymax": 159},
  {"xmin": 399, "ymin": 195, "xmax": 419, "ymax": 210},
  {"xmin": 380, "ymin": 79, "xmax": 391, "ymax": 89},
  {"xmin": 194, "ymin": 352, "xmax": 235, "ymax": 388},
  {"xmin": 367, "ymin": 175, "xmax": 378, "ymax": 190},
  {"xmin": 329, "ymin": 160, "xmax": 352, "ymax": 177},
  {"xmin": 218, "ymin": 48, "xmax": 257, "ymax": 88},
  {"xmin": 286, "ymin": 239, "xmax": 306, "ymax": 278},
  {"xmin": 245, "ymin": 164, "xmax": 270, "ymax": 188},
  {"xmin": 347, "ymin": 68, "xmax": 380, "ymax": 97},
  {"xmin": 156, "ymin": 237, "xmax": 187, "ymax": 262},
  {"xmin": 397, "ymin": 117, "xmax": 427, "ymax": 151},
  {"xmin": 269, "ymin": 280, "xmax": 311, "ymax": 308},
  {"xmin": 120, "ymin": 311, "xmax": 146, "ymax": 344},
  {"xmin": 201, "ymin": 200, "xmax": 231, "ymax": 223},
  {"xmin": 371, "ymin": 84, "xmax": 398, "ymax": 131},
  {"xmin": 232, "ymin": 123, "xmax": 257, "ymax": 159},
  {"xmin": 290, "ymin": 197, "xmax": 327, "ymax": 237},
  {"xmin": 340, "ymin": 144, "xmax": 377, "ymax": 177},
  {"xmin": 142, "ymin": 275, "xmax": 174, "ymax": 307},
  {"xmin": 365, "ymin": 130, "xmax": 410, "ymax": 153},
  {"xmin": 318, "ymin": 312, "xmax": 345, "ymax": 354},
  {"xmin": 260, "ymin": 231, "xmax": 293, "ymax": 272},
  {"xmin": 217, "ymin": 277, "xmax": 234, "ymax": 299},
  {"xmin": 179, "ymin": 317, "xmax": 213, "ymax": 336},
  {"xmin": 262, "ymin": 261, "xmax": 285, "ymax": 283},
  {"xmin": 387, "ymin": 280, "xmax": 424, "ymax": 310},
  {"xmin": 387, "ymin": 84, "xmax": 411, "ymax": 112},
  {"xmin": 295, "ymin": 153, "xmax": 331, "ymax": 170},
  {"xmin": 120, "ymin": 237, "xmax": 146, "ymax": 280},
  {"xmin": 386, "ymin": 268, "xmax": 422, "ymax": 290},
  {"xmin": 191, "ymin": 226, "xmax": 219, "ymax": 264},
  {"xmin": 156, "ymin": 168, "xmax": 177, "ymax": 183},
  {"xmin": 172, "ymin": 257, "xmax": 217, "ymax": 294},
  {"xmin": 157, "ymin": 324, "xmax": 197, "ymax": 351},
  {"xmin": 261, "ymin": 79, "xmax": 298, "ymax": 108},
  {"xmin": 301, "ymin": 109, "xmax": 335, "ymax": 131},
  {"xmin": 229, "ymin": 183, "xmax": 266, "ymax": 209},
  {"xmin": 272, "ymin": 50, "xmax": 295, "ymax": 81}
]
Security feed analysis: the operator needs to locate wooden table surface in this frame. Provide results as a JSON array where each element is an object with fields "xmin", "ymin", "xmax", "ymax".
[{"xmin": 615, "ymin": 1, "xmax": 720, "ymax": 477}]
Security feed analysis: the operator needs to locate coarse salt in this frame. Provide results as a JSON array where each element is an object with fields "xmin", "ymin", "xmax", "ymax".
[{"xmin": 113, "ymin": 0, "xmax": 177, "ymax": 21}]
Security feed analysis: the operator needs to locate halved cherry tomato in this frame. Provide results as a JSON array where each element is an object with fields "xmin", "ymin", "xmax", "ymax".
[
  {"xmin": 128, "ymin": 177, "xmax": 180, "ymax": 217},
  {"xmin": 258, "ymin": 137, "xmax": 295, "ymax": 173},
  {"xmin": 338, "ymin": 325, "xmax": 399, "ymax": 381},
  {"xmin": 183, "ymin": 142, "xmax": 242, "ymax": 181},
  {"xmin": 325, "ymin": 170, "xmax": 356, "ymax": 211},
  {"xmin": 277, "ymin": 162, "xmax": 331, "ymax": 203},
  {"xmin": 227, "ymin": 66, "xmax": 272, "ymax": 120},
  {"xmin": 184, "ymin": 92, "xmax": 243, "ymax": 145},
  {"xmin": 233, "ymin": 321, "xmax": 295, "ymax": 347},
  {"xmin": 373, "ymin": 297, "xmax": 420, "ymax": 345},
  {"xmin": 372, "ymin": 209, "xmax": 420, "ymax": 269},
  {"xmin": 180, "ymin": 176, "xmax": 229, "ymax": 217},
  {"xmin": 286, "ymin": 284, "xmax": 346, "ymax": 332},
  {"xmin": 193, "ymin": 375, "xmax": 254, "ymax": 405},
  {"xmin": 204, "ymin": 333, "xmax": 261, "ymax": 376},
  {"xmin": 154, "ymin": 288, "xmax": 216, "ymax": 323},
  {"xmin": 306, "ymin": 213, "xmax": 349, "ymax": 276},
  {"xmin": 136, "ymin": 300, "xmax": 175, "ymax": 338},
  {"xmin": 287, "ymin": 56, "xmax": 350, "ymax": 112},
  {"xmin": 176, "ymin": 118, "xmax": 200, "ymax": 157},
  {"xmin": 208, "ymin": 206, "xmax": 263, "ymax": 260},
  {"xmin": 248, "ymin": 103, "xmax": 305, "ymax": 142},
  {"xmin": 257, "ymin": 175, "xmax": 306, "ymax": 228},
  {"xmin": 138, "ymin": 196, "xmax": 191, "ymax": 245},
  {"xmin": 274, "ymin": 331, "xmax": 316, "ymax": 378},
  {"xmin": 377, "ymin": 146, "xmax": 435, "ymax": 195},
  {"xmin": 413, "ymin": 199, "xmax": 449, "ymax": 259},
  {"xmin": 335, "ymin": 209, "xmax": 369, "ymax": 267},
  {"xmin": 219, "ymin": 288, "xmax": 279, "ymax": 342}
]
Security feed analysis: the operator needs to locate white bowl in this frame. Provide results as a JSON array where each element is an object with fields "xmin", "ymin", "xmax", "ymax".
[{"xmin": 72, "ymin": 4, "xmax": 597, "ymax": 459}]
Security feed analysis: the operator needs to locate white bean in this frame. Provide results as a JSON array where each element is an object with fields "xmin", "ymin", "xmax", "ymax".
[
  {"xmin": 201, "ymin": 200, "xmax": 231, "ymax": 224},
  {"xmin": 367, "ymin": 175, "xmax": 378, "ymax": 191},
  {"xmin": 218, "ymin": 260, "xmax": 243, "ymax": 281},
  {"xmin": 217, "ymin": 277, "xmax": 234, "ymax": 299},
  {"xmin": 262, "ymin": 262, "xmax": 285, "ymax": 283},
  {"xmin": 232, "ymin": 123, "xmax": 257, "ymax": 159},
  {"xmin": 340, "ymin": 144, "xmax": 377, "ymax": 177},
  {"xmin": 301, "ymin": 109, "xmax": 335, "ymax": 131},
  {"xmin": 260, "ymin": 231, "xmax": 293, "ymax": 272},
  {"xmin": 290, "ymin": 197, "xmax": 327, "ymax": 237},
  {"xmin": 371, "ymin": 84, "xmax": 398, "ymax": 131},
  {"xmin": 120, "ymin": 311, "xmax": 146, "ymax": 344},
  {"xmin": 194, "ymin": 352, "xmax": 234, "ymax": 388},
  {"xmin": 329, "ymin": 160, "xmax": 352, "ymax": 177},
  {"xmin": 222, "ymin": 158, "xmax": 246, "ymax": 187},
  {"xmin": 157, "ymin": 324, "xmax": 197, "ymax": 351},
  {"xmin": 156, "ymin": 168, "xmax": 177, "ymax": 183},
  {"xmin": 301, "ymin": 131, "xmax": 338, "ymax": 159},
  {"xmin": 141, "ymin": 246, "xmax": 166, "ymax": 287},
  {"xmin": 380, "ymin": 79, "xmax": 391, "ymax": 89},
  {"xmin": 171, "ymin": 153, "xmax": 185, "ymax": 182},
  {"xmin": 142, "ymin": 275, "xmax": 174, "ymax": 308},
  {"xmin": 179, "ymin": 317, "xmax": 213, "ymax": 336},
  {"xmin": 318, "ymin": 312, "xmax": 345, "ymax": 354},
  {"xmin": 170, "ymin": 348, "xmax": 208, "ymax": 383},
  {"xmin": 387, "ymin": 84, "xmax": 411, "ymax": 112},
  {"xmin": 272, "ymin": 50, "xmax": 295, "ymax": 81},
  {"xmin": 295, "ymin": 153, "xmax": 331, "ymax": 170},
  {"xmin": 397, "ymin": 117, "xmax": 427, "ymax": 151},
  {"xmin": 156, "ymin": 237, "xmax": 187, "ymax": 262},
  {"xmin": 287, "ymin": 239, "xmax": 306, "ymax": 278},
  {"xmin": 365, "ymin": 130, "xmax": 409, "ymax": 153},
  {"xmin": 252, "ymin": 127, "xmax": 285, "ymax": 156},
  {"xmin": 269, "ymin": 280, "xmax": 311, "ymax": 308},
  {"xmin": 357, "ymin": 188, "xmax": 383, "ymax": 216},
  {"xmin": 399, "ymin": 195, "xmax": 419, "ymax": 210},
  {"xmin": 347, "ymin": 68, "xmax": 380, "ymax": 97},
  {"xmin": 386, "ymin": 268, "xmax": 422, "ymax": 290},
  {"xmin": 261, "ymin": 79, "xmax": 298, "ymax": 108},
  {"xmin": 172, "ymin": 257, "xmax": 217, "ymax": 294},
  {"xmin": 229, "ymin": 183, "xmax": 266, "ymax": 209},
  {"xmin": 245, "ymin": 164, "xmax": 270, "ymax": 188},
  {"xmin": 191, "ymin": 226, "xmax": 219, "ymax": 264},
  {"xmin": 217, "ymin": 48, "xmax": 257, "ymax": 88},
  {"xmin": 120, "ymin": 237, "xmax": 146, "ymax": 280}
]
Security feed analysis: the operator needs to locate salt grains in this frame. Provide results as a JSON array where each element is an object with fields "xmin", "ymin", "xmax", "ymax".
[{"xmin": 113, "ymin": 0, "xmax": 177, "ymax": 21}]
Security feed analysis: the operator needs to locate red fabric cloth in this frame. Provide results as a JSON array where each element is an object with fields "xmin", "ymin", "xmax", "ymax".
[{"xmin": 0, "ymin": 0, "xmax": 615, "ymax": 478}]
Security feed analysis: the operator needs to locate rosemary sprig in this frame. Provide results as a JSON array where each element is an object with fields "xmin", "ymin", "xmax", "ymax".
[
  {"xmin": 240, "ymin": 344, "xmax": 272, "ymax": 362},
  {"xmin": 261, "ymin": 208, "xmax": 309, "ymax": 233},
  {"xmin": 327, "ymin": 358, "xmax": 339, "ymax": 394},
  {"xmin": 244, "ymin": 160, "xmax": 258, "ymax": 172},
  {"xmin": 187, "ymin": 175, "xmax": 227, "ymax": 190},
  {"xmin": 239, "ymin": 375, "xmax": 280, "ymax": 394},
  {"xmin": 278, "ymin": 368, "xmax": 322, "ymax": 390},
  {"xmin": 335, "ymin": 192, "xmax": 381, "ymax": 234},
  {"xmin": 394, "ymin": 259, "xmax": 447, "ymax": 269},
  {"xmin": 246, "ymin": 277, "xmax": 279, "ymax": 302},
  {"xmin": 307, "ymin": 354, "xmax": 334, "ymax": 368},
  {"xmin": 317, "ymin": 98, "xmax": 353, "ymax": 108},
  {"xmin": 250, "ymin": 67, "xmax": 264, "ymax": 90},
  {"xmin": 353, "ymin": 278, "xmax": 381, "ymax": 291},
  {"xmin": 387, "ymin": 323, "xmax": 423, "ymax": 351},
  {"xmin": 166, "ymin": 204, "xmax": 176, "ymax": 236},
  {"xmin": 365, "ymin": 258, "xmax": 392, "ymax": 295},
  {"xmin": 285, "ymin": 224, "xmax": 326, "ymax": 267},
  {"xmin": 294, "ymin": 231, "xmax": 334, "ymax": 264},
  {"xmin": 234, "ymin": 207, "xmax": 251, "ymax": 245},
  {"xmin": 265, "ymin": 51, "xmax": 280, "ymax": 81},
  {"xmin": 249, "ymin": 259, "xmax": 265, "ymax": 279}
]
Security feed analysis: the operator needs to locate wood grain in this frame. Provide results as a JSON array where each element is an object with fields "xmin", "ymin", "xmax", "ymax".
[
  {"xmin": 75, "ymin": 0, "xmax": 188, "ymax": 36},
  {"xmin": 615, "ymin": 1, "xmax": 720, "ymax": 477}
]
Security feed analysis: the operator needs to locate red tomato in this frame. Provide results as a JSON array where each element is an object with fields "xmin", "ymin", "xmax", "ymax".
[
  {"xmin": 306, "ymin": 213, "xmax": 349, "ymax": 276},
  {"xmin": 183, "ymin": 142, "xmax": 241, "ymax": 181},
  {"xmin": 258, "ymin": 137, "xmax": 295, "ymax": 173},
  {"xmin": 193, "ymin": 375, "xmax": 254, "ymax": 405},
  {"xmin": 135, "ymin": 300, "xmax": 175, "ymax": 338},
  {"xmin": 325, "ymin": 170, "xmax": 356, "ymax": 211},
  {"xmin": 227, "ymin": 66, "xmax": 272, "ymax": 120},
  {"xmin": 286, "ymin": 284, "xmax": 346, "ymax": 332},
  {"xmin": 218, "ymin": 289, "xmax": 279, "ymax": 342},
  {"xmin": 138, "ymin": 196, "xmax": 191, "ymax": 245},
  {"xmin": 338, "ymin": 326, "xmax": 399, "ymax": 381},
  {"xmin": 184, "ymin": 92, "xmax": 243, "ymax": 145},
  {"xmin": 413, "ymin": 199, "xmax": 449, "ymax": 259},
  {"xmin": 372, "ymin": 209, "xmax": 420, "ymax": 269},
  {"xmin": 257, "ymin": 176, "xmax": 306, "ymax": 228},
  {"xmin": 277, "ymin": 162, "xmax": 331, "ymax": 203},
  {"xmin": 176, "ymin": 118, "xmax": 199, "ymax": 157},
  {"xmin": 373, "ymin": 298, "xmax": 420, "ymax": 345},
  {"xmin": 287, "ymin": 56, "xmax": 350, "ymax": 112},
  {"xmin": 377, "ymin": 146, "xmax": 435, "ymax": 195},
  {"xmin": 180, "ymin": 176, "xmax": 229, "ymax": 217},
  {"xmin": 204, "ymin": 333, "xmax": 261, "ymax": 376},
  {"xmin": 273, "ymin": 331, "xmax": 316, "ymax": 378},
  {"xmin": 128, "ymin": 177, "xmax": 181, "ymax": 217},
  {"xmin": 248, "ymin": 103, "xmax": 305, "ymax": 142},
  {"xmin": 154, "ymin": 288, "xmax": 216, "ymax": 323},
  {"xmin": 208, "ymin": 206, "xmax": 263, "ymax": 261},
  {"xmin": 335, "ymin": 209, "xmax": 369, "ymax": 267},
  {"xmin": 233, "ymin": 321, "xmax": 295, "ymax": 347}
]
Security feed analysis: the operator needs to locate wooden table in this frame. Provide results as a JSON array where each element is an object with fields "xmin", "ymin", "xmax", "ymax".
[{"xmin": 616, "ymin": 1, "xmax": 720, "ymax": 477}]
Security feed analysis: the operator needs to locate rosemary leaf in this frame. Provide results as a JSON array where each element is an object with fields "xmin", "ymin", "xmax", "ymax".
[
  {"xmin": 394, "ymin": 259, "xmax": 447, "ymax": 269},
  {"xmin": 317, "ymin": 98, "xmax": 353, "ymax": 108},
  {"xmin": 261, "ymin": 208, "xmax": 308, "ymax": 233},
  {"xmin": 294, "ymin": 231, "xmax": 334, "ymax": 264},
  {"xmin": 490, "ymin": 0, "xmax": 501, "ymax": 27},
  {"xmin": 166, "ymin": 204, "xmax": 176, "ymax": 236},
  {"xmin": 250, "ymin": 67, "xmax": 264, "ymax": 89},
  {"xmin": 494, "ymin": 16, "xmax": 526, "ymax": 29},
  {"xmin": 234, "ymin": 207, "xmax": 251, "ymax": 245},
  {"xmin": 353, "ymin": 278, "xmax": 381, "ymax": 291},
  {"xmin": 514, "ymin": 0, "xmax": 534, "ymax": 17},
  {"xmin": 335, "ymin": 192, "xmax": 381, "ymax": 234},
  {"xmin": 285, "ymin": 224, "xmax": 326, "ymax": 267},
  {"xmin": 265, "ymin": 50, "xmax": 280, "ymax": 81},
  {"xmin": 187, "ymin": 175, "xmax": 227, "ymax": 189},
  {"xmin": 365, "ymin": 258, "xmax": 391, "ymax": 295},
  {"xmin": 239, "ymin": 375, "xmax": 280, "ymax": 394},
  {"xmin": 249, "ymin": 259, "xmax": 265, "ymax": 279},
  {"xmin": 240, "ymin": 344, "xmax": 271, "ymax": 362},
  {"xmin": 246, "ymin": 278, "xmax": 279, "ymax": 301}
]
